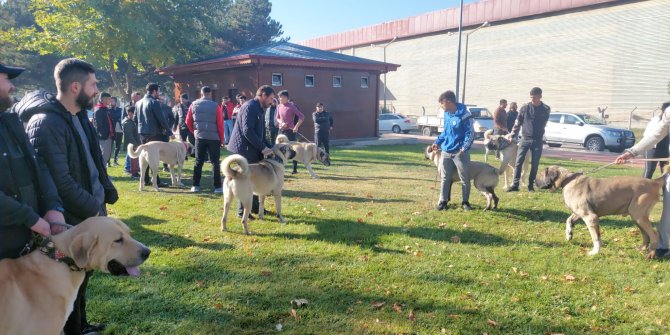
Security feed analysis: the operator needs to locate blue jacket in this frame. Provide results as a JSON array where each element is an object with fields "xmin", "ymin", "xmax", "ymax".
[
  {"xmin": 227, "ymin": 99, "xmax": 272, "ymax": 163},
  {"xmin": 434, "ymin": 103, "xmax": 475, "ymax": 153}
]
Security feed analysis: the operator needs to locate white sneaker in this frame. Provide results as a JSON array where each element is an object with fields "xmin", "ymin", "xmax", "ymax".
[
  {"xmin": 190, "ymin": 186, "xmax": 201, "ymax": 192},
  {"xmin": 213, "ymin": 187, "xmax": 223, "ymax": 194}
]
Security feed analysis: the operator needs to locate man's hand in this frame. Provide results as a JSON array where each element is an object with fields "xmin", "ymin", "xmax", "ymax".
[
  {"xmin": 30, "ymin": 218, "xmax": 51, "ymax": 237},
  {"xmin": 262, "ymin": 147, "xmax": 274, "ymax": 156},
  {"xmin": 293, "ymin": 126, "xmax": 300, "ymax": 133},
  {"xmin": 43, "ymin": 209, "xmax": 65, "ymax": 225},
  {"xmin": 615, "ymin": 151, "xmax": 634, "ymax": 164},
  {"xmin": 505, "ymin": 133, "xmax": 514, "ymax": 141}
]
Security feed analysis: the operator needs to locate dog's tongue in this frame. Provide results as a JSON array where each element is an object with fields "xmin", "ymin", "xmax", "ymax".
[{"xmin": 126, "ymin": 266, "xmax": 141, "ymax": 277}]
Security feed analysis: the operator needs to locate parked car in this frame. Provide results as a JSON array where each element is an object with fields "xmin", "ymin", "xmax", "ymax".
[
  {"xmin": 379, "ymin": 113, "xmax": 417, "ymax": 134},
  {"xmin": 416, "ymin": 105, "xmax": 491, "ymax": 138},
  {"xmin": 544, "ymin": 112, "xmax": 635, "ymax": 152}
]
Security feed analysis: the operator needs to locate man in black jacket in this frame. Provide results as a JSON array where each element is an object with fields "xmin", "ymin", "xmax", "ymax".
[
  {"xmin": 93, "ymin": 92, "xmax": 115, "ymax": 166},
  {"xmin": 228, "ymin": 85, "xmax": 274, "ymax": 218},
  {"xmin": 0, "ymin": 63, "xmax": 64, "ymax": 260},
  {"xmin": 136, "ymin": 83, "xmax": 172, "ymax": 187},
  {"xmin": 505, "ymin": 87, "xmax": 551, "ymax": 193},
  {"xmin": 173, "ymin": 93, "xmax": 194, "ymax": 146},
  {"xmin": 17, "ymin": 58, "xmax": 118, "ymax": 335},
  {"xmin": 109, "ymin": 96, "xmax": 123, "ymax": 166}
]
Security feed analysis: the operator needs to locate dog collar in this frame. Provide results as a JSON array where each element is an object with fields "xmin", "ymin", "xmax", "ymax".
[
  {"xmin": 34, "ymin": 235, "xmax": 83, "ymax": 272},
  {"xmin": 559, "ymin": 172, "xmax": 584, "ymax": 188}
]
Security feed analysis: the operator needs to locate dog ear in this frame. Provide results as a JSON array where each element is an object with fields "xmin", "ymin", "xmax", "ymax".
[{"xmin": 68, "ymin": 233, "xmax": 99, "ymax": 269}]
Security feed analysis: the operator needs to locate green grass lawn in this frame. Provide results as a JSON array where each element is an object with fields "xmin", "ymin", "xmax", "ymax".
[{"xmin": 93, "ymin": 144, "xmax": 670, "ymax": 334}]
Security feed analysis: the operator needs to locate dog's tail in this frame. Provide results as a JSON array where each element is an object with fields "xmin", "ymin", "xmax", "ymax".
[
  {"xmin": 276, "ymin": 134, "xmax": 289, "ymax": 144},
  {"xmin": 653, "ymin": 164, "xmax": 670, "ymax": 184},
  {"xmin": 222, "ymin": 154, "xmax": 249, "ymax": 178},
  {"xmin": 127, "ymin": 143, "xmax": 143, "ymax": 159}
]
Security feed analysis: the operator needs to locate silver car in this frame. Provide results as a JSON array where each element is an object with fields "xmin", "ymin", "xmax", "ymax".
[{"xmin": 544, "ymin": 112, "xmax": 635, "ymax": 152}]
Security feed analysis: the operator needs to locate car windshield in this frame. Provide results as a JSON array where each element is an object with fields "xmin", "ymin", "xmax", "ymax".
[
  {"xmin": 469, "ymin": 108, "xmax": 492, "ymax": 118},
  {"xmin": 578, "ymin": 114, "xmax": 607, "ymax": 125}
]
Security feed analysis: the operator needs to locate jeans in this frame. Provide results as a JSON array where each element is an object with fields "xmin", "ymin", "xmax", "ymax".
[
  {"xmin": 659, "ymin": 176, "xmax": 670, "ymax": 250},
  {"xmin": 281, "ymin": 129, "xmax": 298, "ymax": 172},
  {"xmin": 193, "ymin": 138, "xmax": 222, "ymax": 188},
  {"xmin": 113, "ymin": 132, "xmax": 123, "ymax": 162},
  {"xmin": 439, "ymin": 151, "xmax": 470, "ymax": 203},
  {"xmin": 513, "ymin": 138, "xmax": 543, "ymax": 188},
  {"xmin": 315, "ymin": 131, "xmax": 330, "ymax": 154},
  {"xmin": 224, "ymin": 120, "xmax": 234, "ymax": 145}
]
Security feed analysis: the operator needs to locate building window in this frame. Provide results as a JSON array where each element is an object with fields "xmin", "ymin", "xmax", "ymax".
[
  {"xmin": 360, "ymin": 77, "xmax": 369, "ymax": 88},
  {"xmin": 332, "ymin": 76, "xmax": 342, "ymax": 88},
  {"xmin": 272, "ymin": 73, "xmax": 283, "ymax": 86},
  {"xmin": 305, "ymin": 75, "xmax": 315, "ymax": 87}
]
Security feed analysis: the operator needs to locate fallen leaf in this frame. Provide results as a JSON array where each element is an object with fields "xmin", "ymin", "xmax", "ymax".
[
  {"xmin": 392, "ymin": 303, "xmax": 404, "ymax": 313},
  {"xmin": 360, "ymin": 254, "xmax": 369, "ymax": 261},
  {"xmin": 290, "ymin": 309, "xmax": 299, "ymax": 320},
  {"xmin": 448, "ymin": 314, "xmax": 461, "ymax": 320},
  {"xmin": 159, "ymin": 206, "xmax": 167, "ymax": 211},
  {"xmin": 366, "ymin": 193, "xmax": 373, "ymax": 198},
  {"xmin": 375, "ymin": 318, "xmax": 381, "ymax": 323},
  {"xmin": 408, "ymin": 310, "xmax": 416, "ymax": 321},
  {"xmin": 511, "ymin": 297, "xmax": 520, "ymax": 302},
  {"xmin": 356, "ymin": 218, "xmax": 364, "ymax": 223},
  {"xmin": 184, "ymin": 234, "xmax": 191, "ymax": 238},
  {"xmin": 292, "ymin": 197, "xmax": 300, "ymax": 200},
  {"xmin": 291, "ymin": 299, "xmax": 309, "ymax": 308},
  {"xmin": 371, "ymin": 301, "xmax": 385, "ymax": 310},
  {"xmin": 487, "ymin": 319, "xmax": 499, "ymax": 327},
  {"xmin": 541, "ymin": 275, "xmax": 549, "ymax": 281},
  {"xmin": 450, "ymin": 236, "xmax": 461, "ymax": 243},
  {"xmin": 203, "ymin": 236, "xmax": 212, "ymax": 242},
  {"xmin": 261, "ymin": 271, "xmax": 272, "ymax": 277},
  {"xmin": 195, "ymin": 280, "xmax": 204, "ymax": 287},
  {"xmin": 564, "ymin": 274, "xmax": 576, "ymax": 281},
  {"xmin": 366, "ymin": 211, "xmax": 373, "ymax": 217},
  {"xmin": 519, "ymin": 271, "xmax": 529, "ymax": 277},
  {"xmin": 438, "ymin": 223, "xmax": 447, "ymax": 229},
  {"xmin": 624, "ymin": 286, "xmax": 636, "ymax": 293},
  {"xmin": 413, "ymin": 251, "xmax": 423, "ymax": 257},
  {"xmin": 404, "ymin": 245, "xmax": 411, "ymax": 251},
  {"xmin": 213, "ymin": 303, "xmax": 223, "ymax": 309},
  {"xmin": 512, "ymin": 267, "xmax": 518, "ymax": 273},
  {"xmin": 412, "ymin": 211, "xmax": 421, "ymax": 215},
  {"xmin": 463, "ymin": 223, "xmax": 469, "ymax": 228}
]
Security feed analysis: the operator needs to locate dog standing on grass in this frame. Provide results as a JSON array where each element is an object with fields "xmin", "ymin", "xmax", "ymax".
[
  {"xmin": 483, "ymin": 130, "xmax": 530, "ymax": 188},
  {"xmin": 127, "ymin": 141, "xmax": 192, "ymax": 191},
  {"xmin": 276, "ymin": 134, "xmax": 331, "ymax": 178},
  {"xmin": 220, "ymin": 143, "xmax": 296, "ymax": 234}
]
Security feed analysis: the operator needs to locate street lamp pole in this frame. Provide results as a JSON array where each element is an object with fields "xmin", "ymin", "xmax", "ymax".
[
  {"xmin": 461, "ymin": 21, "xmax": 490, "ymax": 104},
  {"xmin": 455, "ymin": 0, "xmax": 464, "ymax": 101},
  {"xmin": 376, "ymin": 36, "xmax": 397, "ymax": 113}
]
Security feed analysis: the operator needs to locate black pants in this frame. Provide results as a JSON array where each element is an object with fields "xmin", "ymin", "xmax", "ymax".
[
  {"xmin": 644, "ymin": 149, "xmax": 669, "ymax": 179},
  {"xmin": 113, "ymin": 132, "xmax": 123, "ymax": 162},
  {"xmin": 268, "ymin": 127, "xmax": 278, "ymax": 146},
  {"xmin": 315, "ymin": 130, "xmax": 330, "ymax": 154},
  {"xmin": 513, "ymin": 139, "xmax": 543, "ymax": 188},
  {"xmin": 179, "ymin": 127, "xmax": 195, "ymax": 147},
  {"xmin": 281, "ymin": 129, "xmax": 298, "ymax": 172},
  {"xmin": 63, "ymin": 271, "xmax": 92, "ymax": 334},
  {"xmin": 193, "ymin": 138, "xmax": 222, "ymax": 188},
  {"xmin": 140, "ymin": 134, "xmax": 164, "ymax": 185}
]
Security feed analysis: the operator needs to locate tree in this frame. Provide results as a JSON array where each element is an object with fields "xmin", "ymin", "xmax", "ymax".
[{"xmin": 212, "ymin": 0, "xmax": 284, "ymax": 51}]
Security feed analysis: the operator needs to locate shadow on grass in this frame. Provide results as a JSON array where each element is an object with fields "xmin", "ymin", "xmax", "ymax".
[
  {"xmin": 124, "ymin": 215, "xmax": 232, "ymax": 251},
  {"xmin": 284, "ymin": 190, "xmax": 409, "ymax": 203},
  {"xmin": 497, "ymin": 207, "xmax": 637, "ymax": 229}
]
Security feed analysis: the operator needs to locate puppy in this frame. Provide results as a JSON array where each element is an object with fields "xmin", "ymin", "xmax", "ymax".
[
  {"xmin": 425, "ymin": 145, "xmax": 500, "ymax": 210},
  {"xmin": 220, "ymin": 143, "xmax": 296, "ymax": 234},
  {"xmin": 276, "ymin": 134, "xmax": 331, "ymax": 178},
  {"xmin": 127, "ymin": 140, "xmax": 192, "ymax": 191},
  {"xmin": 0, "ymin": 217, "xmax": 150, "ymax": 334},
  {"xmin": 537, "ymin": 165, "xmax": 668, "ymax": 257}
]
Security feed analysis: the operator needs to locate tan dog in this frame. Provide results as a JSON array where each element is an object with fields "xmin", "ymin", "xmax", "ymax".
[
  {"xmin": 536, "ymin": 165, "xmax": 667, "ymax": 258},
  {"xmin": 220, "ymin": 143, "xmax": 296, "ymax": 234},
  {"xmin": 128, "ymin": 140, "xmax": 192, "ymax": 191},
  {"xmin": 276, "ymin": 134, "xmax": 331, "ymax": 178},
  {"xmin": 0, "ymin": 217, "xmax": 150, "ymax": 335},
  {"xmin": 425, "ymin": 146, "xmax": 500, "ymax": 210},
  {"xmin": 483, "ymin": 131, "xmax": 530, "ymax": 188}
]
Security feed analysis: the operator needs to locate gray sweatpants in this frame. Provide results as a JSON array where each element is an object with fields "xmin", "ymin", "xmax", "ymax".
[
  {"xmin": 439, "ymin": 151, "xmax": 470, "ymax": 204},
  {"xmin": 99, "ymin": 138, "xmax": 113, "ymax": 165},
  {"xmin": 660, "ymin": 175, "xmax": 670, "ymax": 249}
]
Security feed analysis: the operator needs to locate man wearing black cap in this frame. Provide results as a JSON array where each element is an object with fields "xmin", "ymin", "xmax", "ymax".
[{"xmin": 0, "ymin": 63, "xmax": 65, "ymax": 260}]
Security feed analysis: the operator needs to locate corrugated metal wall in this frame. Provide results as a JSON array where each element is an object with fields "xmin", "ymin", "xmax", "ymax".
[{"xmin": 339, "ymin": 0, "xmax": 670, "ymax": 128}]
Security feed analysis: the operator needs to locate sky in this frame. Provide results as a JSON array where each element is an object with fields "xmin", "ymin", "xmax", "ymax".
[{"xmin": 272, "ymin": 0, "xmax": 479, "ymax": 42}]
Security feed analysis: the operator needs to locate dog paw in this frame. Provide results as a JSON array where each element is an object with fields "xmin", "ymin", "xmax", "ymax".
[
  {"xmin": 646, "ymin": 250, "xmax": 657, "ymax": 259},
  {"xmin": 587, "ymin": 249, "xmax": 599, "ymax": 256}
]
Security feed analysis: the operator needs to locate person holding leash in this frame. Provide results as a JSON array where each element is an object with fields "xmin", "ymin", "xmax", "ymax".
[
  {"xmin": 431, "ymin": 90, "xmax": 475, "ymax": 211},
  {"xmin": 616, "ymin": 101, "xmax": 670, "ymax": 257}
]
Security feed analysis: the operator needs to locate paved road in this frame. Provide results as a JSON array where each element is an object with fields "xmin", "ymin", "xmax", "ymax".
[{"xmin": 380, "ymin": 132, "xmax": 645, "ymax": 167}]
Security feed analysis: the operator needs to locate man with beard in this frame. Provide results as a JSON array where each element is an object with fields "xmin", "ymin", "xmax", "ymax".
[
  {"xmin": 109, "ymin": 96, "xmax": 123, "ymax": 166},
  {"xmin": 0, "ymin": 63, "xmax": 65, "ymax": 260},
  {"xmin": 16, "ymin": 58, "xmax": 118, "ymax": 335},
  {"xmin": 93, "ymin": 92, "xmax": 115, "ymax": 166},
  {"xmin": 123, "ymin": 91, "xmax": 142, "ymax": 120},
  {"xmin": 136, "ymin": 83, "xmax": 172, "ymax": 187},
  {"xmin": 228, "ymin": 85, "xmax": 275, "ymax": 218}
]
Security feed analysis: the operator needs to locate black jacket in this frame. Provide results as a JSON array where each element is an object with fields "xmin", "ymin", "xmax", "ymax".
[
  {"xmin": 511, "ymin": 102, "xmax": 551, "ymax": 141},
  {"xmin": 15, "ymin": 91, "xmax": 118, "ymax": 225},
  {"xmin": 109, "ymin": 106, "xmax": 123, "ymax": 133},
  {"xmin": 137, "ymin": 94, "xmax": 171, "ymax": 136},
  {"xmin": 0, "ymin": 111, "xmax": 62, "ymax": 259},
  {"xmin": 228, "ymin": 99, "xmax": 271, "ymax": 163},
  {"xmin": 93, "ymin": 105, "xmax": 114, "ymax": 140}
]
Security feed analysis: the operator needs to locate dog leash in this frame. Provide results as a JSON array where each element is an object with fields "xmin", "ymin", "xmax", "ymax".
[
  {"xmin": 296, "ymin": 131, "xmax": 314, "ymax": 144},
  {"xmin": 583, "ymin": 157, "xmax": 670, "ymax": 175}
]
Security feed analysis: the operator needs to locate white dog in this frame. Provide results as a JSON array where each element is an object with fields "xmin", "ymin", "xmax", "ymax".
[{"xmin": 127, "ymin": 141, "xmax": 192, "ymax": 191}]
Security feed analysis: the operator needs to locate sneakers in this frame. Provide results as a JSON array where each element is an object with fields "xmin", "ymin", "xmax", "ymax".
[
  {"xmin": 656, "ymin": 249, "xmax": 670, "ymax": 258},
  {"xmin": 113, "ymin": 160, "xmax": 119, "ymax": 166},
  {"xmin": 213, "ymin": 187, "xmax": 223, "ymax": 194},
  {"xmin": 436, "ymin": 201, "xmax": 448, "ymax": 211},
  {"xmin": 505, "ymin": 186, "xmax": 519, "ymax": 192},
  {"xmin": 190, "ymin": 186, "xmax": 201, "ymax": 192},
  {"xmin": 81, "ymin": 323, "xmax": 106, "ymax": 335},
  {"xmin": 461, "ymin": 202, "xmax": 473, "ymax": 211},
  {"xmin": 527, "ymin": 186, "xmax": 536, "ymax": 193}
]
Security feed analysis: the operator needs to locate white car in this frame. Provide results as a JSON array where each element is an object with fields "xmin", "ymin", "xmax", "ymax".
[{"xmin": 379, "ymin": 113, "xmax": 417, "ymax": 134}]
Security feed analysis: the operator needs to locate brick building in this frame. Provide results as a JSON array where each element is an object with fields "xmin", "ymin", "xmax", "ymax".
[
  {"xmin": 159, "ymin": 42, "xmax": 398, "ymax": 139},
  {"xmin": 301, "ymin": 0, "xmax": 670, "ymax": 128}
]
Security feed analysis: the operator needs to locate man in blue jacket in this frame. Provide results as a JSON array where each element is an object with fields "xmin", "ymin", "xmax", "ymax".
[
  {"xmin": 227, "ymin": 85, "xmax": 274, "ymax": 218},
  {"xmin": 430, "ymin": 90, "xmax": 475, "ymax": 211}
]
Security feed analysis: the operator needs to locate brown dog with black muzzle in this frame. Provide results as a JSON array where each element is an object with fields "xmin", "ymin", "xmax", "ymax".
[
  {"xmin": 536, "ymin": 165, "xmax": 668, "ymax": 258},
  {"xmin": 0, "ymin": 217, "xmax": 150, "ymax": 335}
]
